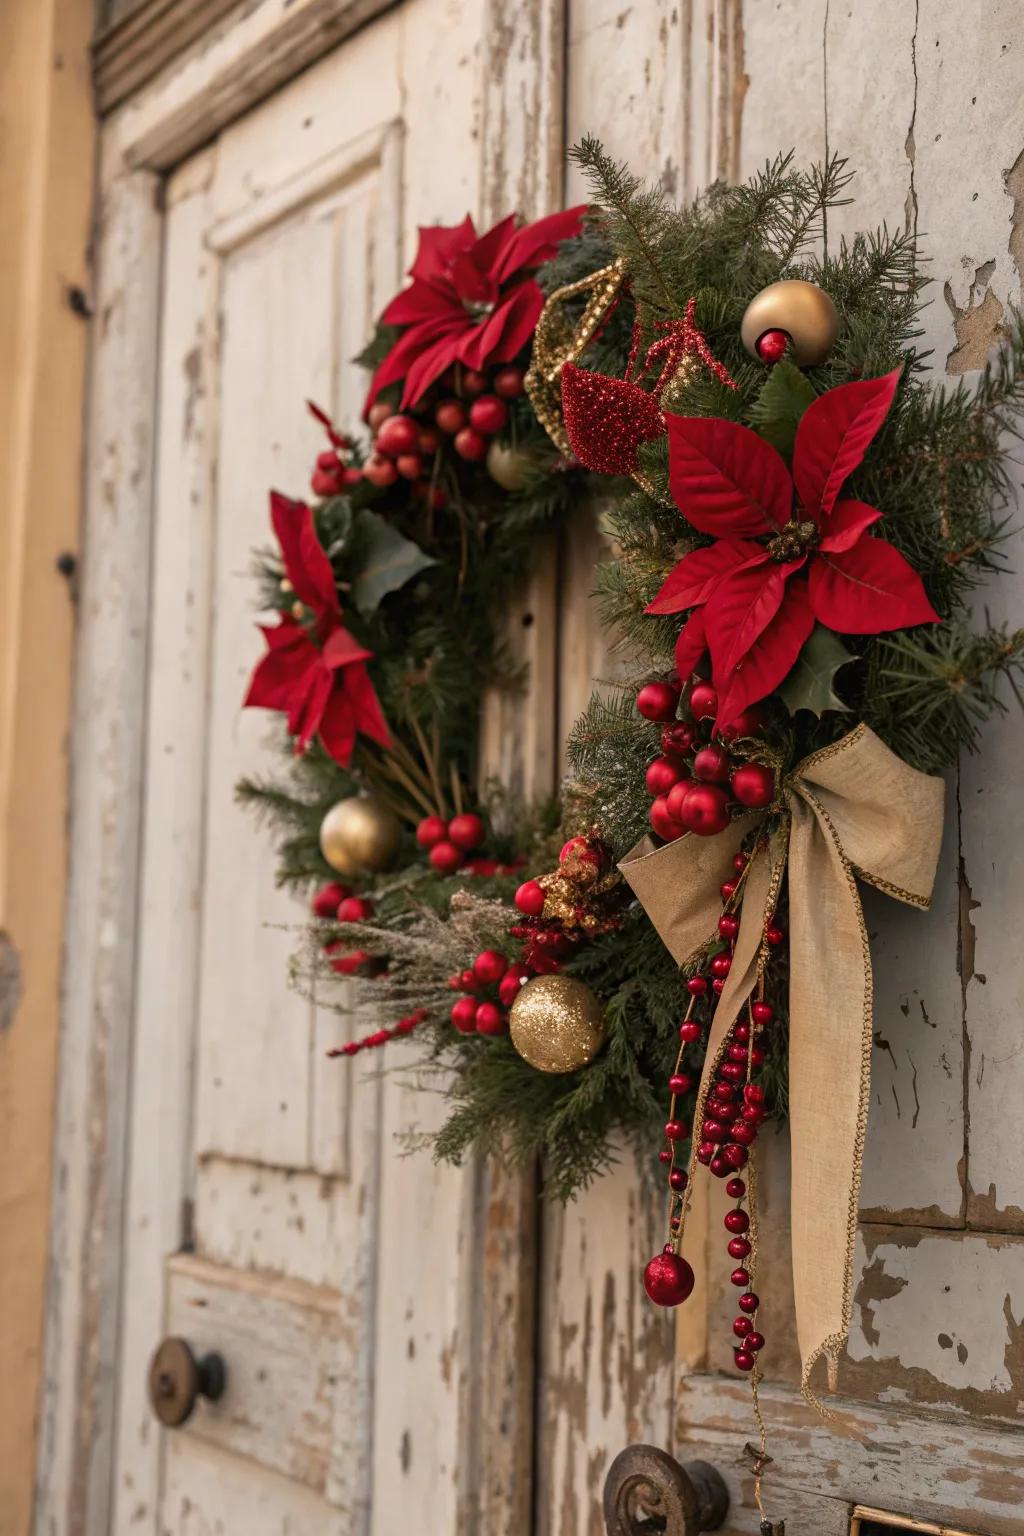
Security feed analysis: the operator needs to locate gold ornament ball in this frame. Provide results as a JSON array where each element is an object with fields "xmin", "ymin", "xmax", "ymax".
[
  {"xmin": 486, "ymin": 439, "xmax": 535, "ymax": 492},
  {"xmin": 740, "ymin": 279, "xmax": 839, "ymax": 367},
  {"xmin": 509, "ymin": 974, "xmax": 607, "ymax": 1074},
  {"xmin": 319, "ymin": 795, "xmax": 401, "ymax": 876}
]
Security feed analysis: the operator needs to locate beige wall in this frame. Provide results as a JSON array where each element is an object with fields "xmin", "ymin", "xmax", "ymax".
[{"xmin": 0, "ymin": 1, "xmax": 94, "ymax": 1530}]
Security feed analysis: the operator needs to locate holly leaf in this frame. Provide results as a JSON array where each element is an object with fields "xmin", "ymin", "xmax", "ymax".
[
  {"xmin": 777, "ymin": 624, "xmax": 854, "ymax": 716},
  {"xmin": 348, "ymin": 509, "xmax": 436, "ymax": 613},
  {"xmin": 747, "ymin": 361, "xmax": 817, "ymax": 456}
]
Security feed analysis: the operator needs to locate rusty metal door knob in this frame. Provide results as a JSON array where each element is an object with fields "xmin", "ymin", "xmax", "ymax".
[
  {"xmin": 603, "ymin": 1443, "xmax": 730, "ymax": 1535},
  {"xmin": 148, "ymin": 1337, "xmax": 226, "ymax": 1427}
]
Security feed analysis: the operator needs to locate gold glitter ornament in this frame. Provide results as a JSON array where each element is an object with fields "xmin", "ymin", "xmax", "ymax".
[
  {"xmin": 509, "ymin": 975, "xmax": 607, "ymax": 1073},
  {"xmin": 319, "ymin": 794, "xmax": 401, "ymax": 875},
  {"xmin": 486, "ymin": 439, "xmax": 535, "ymax": 491}
]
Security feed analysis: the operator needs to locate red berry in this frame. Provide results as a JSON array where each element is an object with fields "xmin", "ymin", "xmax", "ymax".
[
  {"xmin": 731, "ymin": 762, "xmax": 775, "ymax": 808},
  {"xmin": 665, "ymin": 779, "xmax": 693, "ymax": 823},
  {"xmin": 733, "ymin": 1316, "xmax": 752, "ymax": 1338},
  {"xmin": 451, "ymin": 997, "xmax": 478, "ymax": 1034},
  {"xmin": 687, "ymin": 976, "xmax": 708, "ymax": 997},
  {"xmin": 659, "ymin": 1149, "xmax": 671, "ymax": 1164},
  {"xmin": 730, "ymin": 1122, "xmax": 757, "ymax": 1147},
  {"xmin": 703, "ymin": 1118, "xmax": 729, "ymax": 1145},
  {"xmin": 734, "ymin": 1349, "xmax": 756, "ymax": 1372},
  {"xmin": 678, "ymin": 784, "xmax": 731, "ymax": 837},
  {"xmin": 739, "ymin": 1291, "xmax": 760, "ymax": 1313},
  {"xmin": 337, "ymin": 896, "xmax": 373, "ymax": 923},
  {"xmin": 724, "ymin": 1209, "xmax": 750, "ymax": 1234},
  {"xmin": 730, "ymin": 1267, "xmax": 751, "ymax": 1287},
  {"xmin": 460, "ymin": 969, "xmax": 477, "ymax": 991},
  {"xmin": 435, "ymin": 399, "xmax": 467, "ymax": 435},
  {"xmin": 756, "ymin": 327, "xmax": 790, "ymax": 364},
  {"xmin": 747, "ymin": 1332, "xmax": 766, "ymax": 1353},
  {"xmin": 689, "ymin": 682, "xmax": 718, "ymax": 720},
  {"xmin": 728, "ymin": 1237, "xmax": 752, "ymax": 1259},
  {"xmin": 711, "ymin": 953, "xmax": 732, "ymax": 979},
  {"xmin": 328, "ymin": 947, "xmax": 373, "ymax": 976},
  {"xmin": 475, "ymin": 1001, "xmax": 507, "ymax": 1036},
  {"xmin": 720, "ymin": 880, "xmax": 738, "ymax": 902},
  {"xmin": 498, "ymin": 964, "xmax": 530, "ymax": 1006},
  {"xmin": 718, "ymin": 913, "xmax": 739, "ymax": 939},
  {"xmin": 696, "ymin": 1140, "xmax": 715, "ymax": 1164},
  {"xmin": 744, "ymin": 1083, "xmax": 766, "ymax": 1105},
  {"xmin": 469, "ymin": 394, "xmax": 508, "ymax": 435},
  {"xmin": 514, "ymin": 879, "xmax": 546, "ymax": 917},
  {"xmin": 724, "ymin": 1143, "xmax": 748, "ymax": 1169},
  {"xmin": 375, "ymin": 414, "xmax": 420, "ymax": 456},
  {"xmin": 679, "ymin": 1020, "xmax": 702, "ymax": 1044},
  {"xmin": 416, "ymin": 815, "xmax": 448, "ymax": 848},
  {"xmin": 473, "ymin": 949, "xmax": 508, "ymax": 984},
  {"xmin": 429, "ymin": 840, "xmax": 465, "ymax": 874},
  {"xmin": 766, "ymin": 923, "xmax": 786, "ymax": 947},
  {"xmin": 752, "ymin": 1001, "xmax": 774, "ymax": 1026},
  {"xmin": 363, "ymin": 454, "xmax": 398, "ymax": 488},
  {"xmin": 650, "ymin": 796, "xmax": 684, "ymax": 842},
  {"xmin": 668, "ymin": 1073, "xmax": 692, "ymax": 1095},
  {"xmin": 643, "ymin": 1247, "xmax": 695, "ymax": 1307},
  {"xmin": 719, "ymin": 1060, "xmax": 745, "ymax": 1083},
  {"xmin": 367, "ymin": 401, "xmax": 394, "ymax": 430},
  {"xmin": 733, "ymin": 1021, "xmax": 750, "ymax": 1043},
  {"xmin": 664, "ymin": 1119, "xmax": 687, "ymax": 1142},
  {"xmin": 418, "ymin": 426, "xmax": 441, "ymax": 454},
  {"xmin": 661, "ymin": 721, "xmax": 695, "ymax": 759},
  {"xmin": 646, "ymin": 756, "xmax": 682, "ymax": 797},
  {"xmin": 710, "ymin": 1154, "xmax": 731, "ymax": 1178},
  {"xmin": 493, "ymin": 365, "xmax": 525, "ymax": 399},
  {"xmin": 459, "ymin": 368, "xmax": 487, "ymax": 397},
  {"xmin": 717, "ymin": 704, "xmax": 767, "ymax": 742},
  {"xmin": 693, "ymin": 744, "xmax": 731, "ymax": 783},
  {"xmin": 559, "ymin": 835, "xmax": 601, "ymax": 870},
  {"xmin": 311, "ymin": 881, "xmax": 350, "ymax": 918},
  {"xmin": 637, "ymin": 681, "xmax": 681, "ymax": 722},
  {"xmin": 448, "ymin": 812, "xmax": 486, "ymax": 851},
  {"xmin": 669, "ymin": 1167, "xmax": 687, "ymax": 1191},
  {"xmin": 733, "ymin": 851, "xmax": 749, "ymax": 871},
  {"xmin": 395, "ymin": 452, "xmax": 423, "ymax": 480},
  {"xmin": 343, "ymin": 466, "xmax": 364, "ymax": 485},
  {"xmin": 311, "ymin": 468, "xmax": 342, "ymax": 497},
  {"xmin": 454, "ymin": 426, "xmax": 489, "ymax": 461}
]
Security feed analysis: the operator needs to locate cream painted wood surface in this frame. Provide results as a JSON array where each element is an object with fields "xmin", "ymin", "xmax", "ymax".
[{"xmin": 45, "ymin": 2, "xmax": 1024, "ymax": 1535}]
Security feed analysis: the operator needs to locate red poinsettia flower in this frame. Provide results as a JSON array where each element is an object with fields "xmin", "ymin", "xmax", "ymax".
[
  {"xmin": 364, "ymin": 206, "xmax": 586, "ymax": 412},
  {"xmin": 244, "ymin": 493, "xmax": 392, "ymax": 765},
  {"xmin": 646, "ymin": 370, "xmax": 940, "ymax": 724}
]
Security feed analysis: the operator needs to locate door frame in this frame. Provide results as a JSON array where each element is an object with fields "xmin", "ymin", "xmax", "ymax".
[{"xmin": 36, "ymin": 2, "xmax": 566, "ymax": 1532}]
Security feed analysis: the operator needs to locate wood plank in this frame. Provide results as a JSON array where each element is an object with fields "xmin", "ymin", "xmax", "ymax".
[{"xmin": 163, "ymin": 1431, "xmax": 346, "ymax": 1536}]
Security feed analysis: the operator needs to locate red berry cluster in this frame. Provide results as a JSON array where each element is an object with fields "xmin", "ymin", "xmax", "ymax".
[
  {"xmin": 311, "ymin": 879, "xmax": 384, "ymax": 977},
  {"xmin": 448, "ymin": 949, "xmax": 530, "ymax": 1038},
  {"xmin": 362, "ymin": 364, "xmax": 525, "ymax": 497},
  {"xmin": 637, "ymin": 677, "xmax": 775, "ymax": 842},
  {"xmin": 415, "ymin": 811, "xmax": 489, "ymax": 874},
  {"xmin": 510, "ymin": 836, "xmax": 608, "ymax": 973},
  {"xmin": 328, "ymin": 1008, "xmax": 428, "ymax": 1058}
]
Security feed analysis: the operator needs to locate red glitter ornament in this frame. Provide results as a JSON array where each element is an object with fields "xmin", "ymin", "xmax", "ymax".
[{"xmin": 643, "ymin": 1246, "xmax": 695, "ymax": 1307}]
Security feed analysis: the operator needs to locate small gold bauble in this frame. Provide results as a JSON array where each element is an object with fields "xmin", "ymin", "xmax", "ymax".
[
  {"xmin": 740, "ymin": 279, "xmax": 839, "ymax": 367},
  {"xmin": 509, "ymin": 974, "xmax": 607, "ymax": 1074},
  {"xmin": 319, "ymin": 795, "xmax": 401, "ymax": 876},
  {"xmin": 486, "ymin": 439, "xmax": 535, "ymax": 492}
]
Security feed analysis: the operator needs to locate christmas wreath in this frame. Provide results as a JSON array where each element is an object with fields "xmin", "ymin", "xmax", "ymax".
[{"xmin": 241, "ymin": 144, "xmax": 1024, "ymax": 1436}]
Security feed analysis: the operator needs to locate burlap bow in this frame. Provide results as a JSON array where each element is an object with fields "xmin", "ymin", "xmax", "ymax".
[{"xmin": 620, "ymin": 724, "xmax": 945, "ymax": 1407}]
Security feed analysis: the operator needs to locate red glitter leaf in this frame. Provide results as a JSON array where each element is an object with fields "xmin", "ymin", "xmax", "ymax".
[{"xmin": 561, "ymin": 362, "xmax": 664, "ymax": 475}]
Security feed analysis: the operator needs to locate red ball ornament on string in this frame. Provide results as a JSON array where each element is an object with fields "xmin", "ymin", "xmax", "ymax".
[
  {"xmin": 678, "ymin": 784, "xmax": 731, "ymax": 837},
  {"xmin": 514, "ymin": 880, "xmax": 546, "ymax": 917},
  {"xmin": 731, "ymin": 762, "xmax": 775, "ymax": 808},
  {"xmin": 646, "ymin": 756, "xmax": 683, "ymax": 797},
  {"xmin": 643, "ymin": 1246, "xmax": 695, "ymax": 1307},
  {"xmin": 755, "ymin": 327, "xmax": 790, "ymax": 365},
  {"xmin": 669, "ymin": 1072, "xmax": 693, "ymax": 1095},
  {"xmin": 747, "ymin": 1332, "xmax": 766, "ymax": 1353},
  {"xmin": 416, "ymin": 813, "xmax": 448, "ymax": 848},
  {"xmin": 469, "ymin": 394, "xmax": 508, "ymax": 435},
  {"xmin": 733, "ymin": 1316, "xmax": 753, "ymax": 1338},
  {"xmin": 724, "ymin": 1144, "xmax": 749, "ymax": 1170},
  {"xmin": 728, "ymin": 1236, "xmax": 752, "ymax": 1259},
  {"xmin": 730, "ymin": 1122, "xmax": 757, "ymax": 1147},
  {"xmin": 375, "ymin": 414, "xmax": 420, "ymax": 457},
  {"xmin": 752, "ymin": 1001, "xmax": 775, "ymax": 1026},
  {"xmin": 718, "ymin": 1061, "xmax": 745, "ymax": 1083},
  {"xmin": 724, "ymin": 1209, "xmax": 750, "ymax": 1235},
  {"xmin": 493, "ymin": 365, "xmax": 525, "ymax": 399},
  {"xmin": 475, "ymin": 1001, "xmax": 507, "ymax": 1036},
  {"xmin": 710, "ymin": 1154, "xmax": 730, "ymax": 1178},
  {"xmin": 429, "ymin": 840, "xmax": 465, "ymax": 874},
  {"xmin": 451, "ymin": 997, "xmax": 478, "ymax": 1034},
  {"xmin": 744, "ymin": 1083, "xmax": 766, "ymax": 1106},
  {"xmin": 718, "ymin": 913, "xmax": 739, "ymax": 940},
  {"xmin": 669, "ymin": 1167, "xmax": 687, "ymax": 1192},
  {"xmin": 679, "ymin": 1019, "xmax": 702, "ymax": 1044},
  {"xmin": 730, "ymin": 1267, "xmax": 751, "ymax": 1287},
  {"xmin": 711, "ymin": 953, "xmax": 732, "ymax": 979},
  {"xmin": 689, "ymin": 681, "xmax": 718, "ymax": 720},
  {"xmin": 473, "ymin": 949, "xmax": 508, "ymax": 985},
  {"xmin": 693, "ymin": 744, "xmax": 732, "ymax": 783},
  {"xmin": 687, "ymin": 976, "xmax": 708, "ymax": 997},
  {"xmin": 703, "ymin": 1118, "xmax": 729, "ymax": 1145},
  {"xmin": 766, "ymin": 923, "xmax": 786, "ymax": 947},
  {"xmin": 664, "ymin": 1119, "xmax": 688, "ymax": 1142},
  {"xmin": 734, "ymin": 1348, "xmax": 756, "ymax": 1373},
  {"xmin": 448, "ymin": 812, "xmax": 486, "ymax": 851},
  {"xmin": 739, "ymin": 1291, "xmax": 760, "ymax": 1314},
  {"xmin": 637, "ymin": 681, "xmax": 681, "ymax": 722},
  {"xmin": 696, "ymin": 1140, "xmax": 714, "ymax": 1165},
  {"xmin": 434, "ymin": 399, "xmax": 467, "ymax": 435}
]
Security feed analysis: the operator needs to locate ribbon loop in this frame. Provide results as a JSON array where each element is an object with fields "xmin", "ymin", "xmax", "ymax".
[{"xmin": 620, "ymin": 724, "xmax": 944, "ymax": 1410}]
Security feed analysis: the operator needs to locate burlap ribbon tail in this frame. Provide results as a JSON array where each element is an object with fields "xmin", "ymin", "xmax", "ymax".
[{"xmin": 619, "ymin": 723, "xmax": 945, "ymax": 1407}]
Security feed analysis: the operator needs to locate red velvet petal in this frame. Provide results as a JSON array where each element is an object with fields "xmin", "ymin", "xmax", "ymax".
[
  {"xmin": 363, "ymin": 315, "xmax": 465, "ymax": 413},
  {"xmin": 243, "ymin": 625, "xmax": 319, "ymax": 711},
  {"xmin": 381, "ymin": 281, "xmax": 463, "ymax": 327},
  {"xmin": 449, "ymin": 252, "xmax": 500, "ymax": 308},
  {"xmin": 469, "ymin": 212, "xmax": 519, "ymax": 278},
  {"xmin": 492, "ymin": 206, "xmax": 587, "ymax": 285},
  {"xmin": 808, "ymin": 536, "xmax": 941, "ymax": 634},
  {"xmin": 270, "ymin": 493, "xmax": 339, "ymax": 619},
  {"xmin": 317, "ymin": 687, "xmax": 357, "ymax": 767},
  {"xmin": 562, "ymin": 362, "xmax": 663, "ymax": 475},
  {"xmin": 793, "ymin": 370, "xmax": 900, "ymax": 520},
  {"xmin": 344, "ymin": 661, "xmax": 393, "ymax": 750},
  {"xmin": 817, "ymin": 498, "xmax": 883, "ymax": 553},
  {"xmin": 674, "ymin": 608, "xmax": 708, "ymax": 679},
  {"xmin": 461, "ymin": 284, "xmax": 543, "ymax": 371},
  {"xmin": 704, "ymin": 562, "xmax": 794, "ymax": 683},
  {"xmin": 715, "ymin": 581, "xmax": 815, "ymax": 726},
  {"xmin": 322, "ymin": 625, "xmax": 374, "ymax": 670},
  {"xmin": 289, "ymin": 664, "xmax": 332, "ymax": 751},
  {"xmin": 400, "ymin": 327, "xmax": 471, "ymax": 409},
  {"xmin": 666, "ymin": 415, "xmax": 792, "ymax": 536},
  {"xmin": 406, "ymin": 217, "xmax": 477, "ymax": 287},
  {"xmin": 646, "ymin": 540, "xmax": 767, "ymax": 615}
]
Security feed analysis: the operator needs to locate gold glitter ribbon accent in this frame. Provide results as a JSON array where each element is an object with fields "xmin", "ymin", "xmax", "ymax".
[
  {"xmin": 619, "ymin": 724, "xmax": 945, "ymax": 1414},
  {"xmin": 525, "ymin": 258, "xmax": 628, "ymax": 457}
]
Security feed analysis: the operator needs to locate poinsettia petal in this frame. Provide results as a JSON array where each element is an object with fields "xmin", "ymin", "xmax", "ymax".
[
  {"xmin": 363, "ymin": 314, "xmax": 465, "ymax": 413},
  {"xmin": 674, "ymin": 608, "xmax": 708, "ymax": 680},
  {"xmin": 400, "ymin": 327, "xmax": 470, "ymax": 408},
  {"xmin": 461, "ymin": 284, "xmax": 543, "ymax": 371},
  {"xmin": 562, "ymin": 363, "xmax": 664, "ymax": 475},
  {"xmin": 808, "ymin": 536, "xmax": 940, "ymax": 633},
  {"xmin": 666, "ymin": 414, "xmax": 792, "ymax": 535},
  {"xmin": 817, "ymin": 498, "xmax": 883, "ymax": 553},
  {"xmin": 243, "ymin": 624, "xmax": 319, "ymax": 710},
  {"xmin": 449, "ymin": 252, "xmax": 499, "ymax": 308},
  {"xmin": 492, "ymin": 206, "xmax": 587, "ymax": 285},
  {"xmin": 407, "ymin": 216, "xmax": 477, "ymax": 287},
  {"xmin": 317, "ymin": 688, "xmax": 357, "ymax": 767},
  {"xmin": 381, "ymin": 280, "xmax": 463, "ymax": 327},
  {"xmin": 321, "ymin": 625, "xmax": 374, "ymax": 670},
  {"xmin": 793, "ymin": 369, "xmax": 900, "ymax": 520},
  {"xmin": 344, "ymin": 661, "xmax": 393, "ymax": 750},
  {"xmin": 715, "ymin": 580, "xmax": 815, "ymax": 727},
  {"xmin": 288, "ymin": 663, "xmax": 333, "ymax": 751},
  {"xmin": 470, "ymin": 212, "xmax": 519, "ymax": 277},
  {"xmin": 270, "ymin": 493, "xmax": 339, "ymax": 619},
  {"xmin": 705, "ymin": 563, "xmax": 796, "ymax": 683},
  {"xmin": 646, "ymin": 540, "xmax": 767, "ymax": 615}
]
